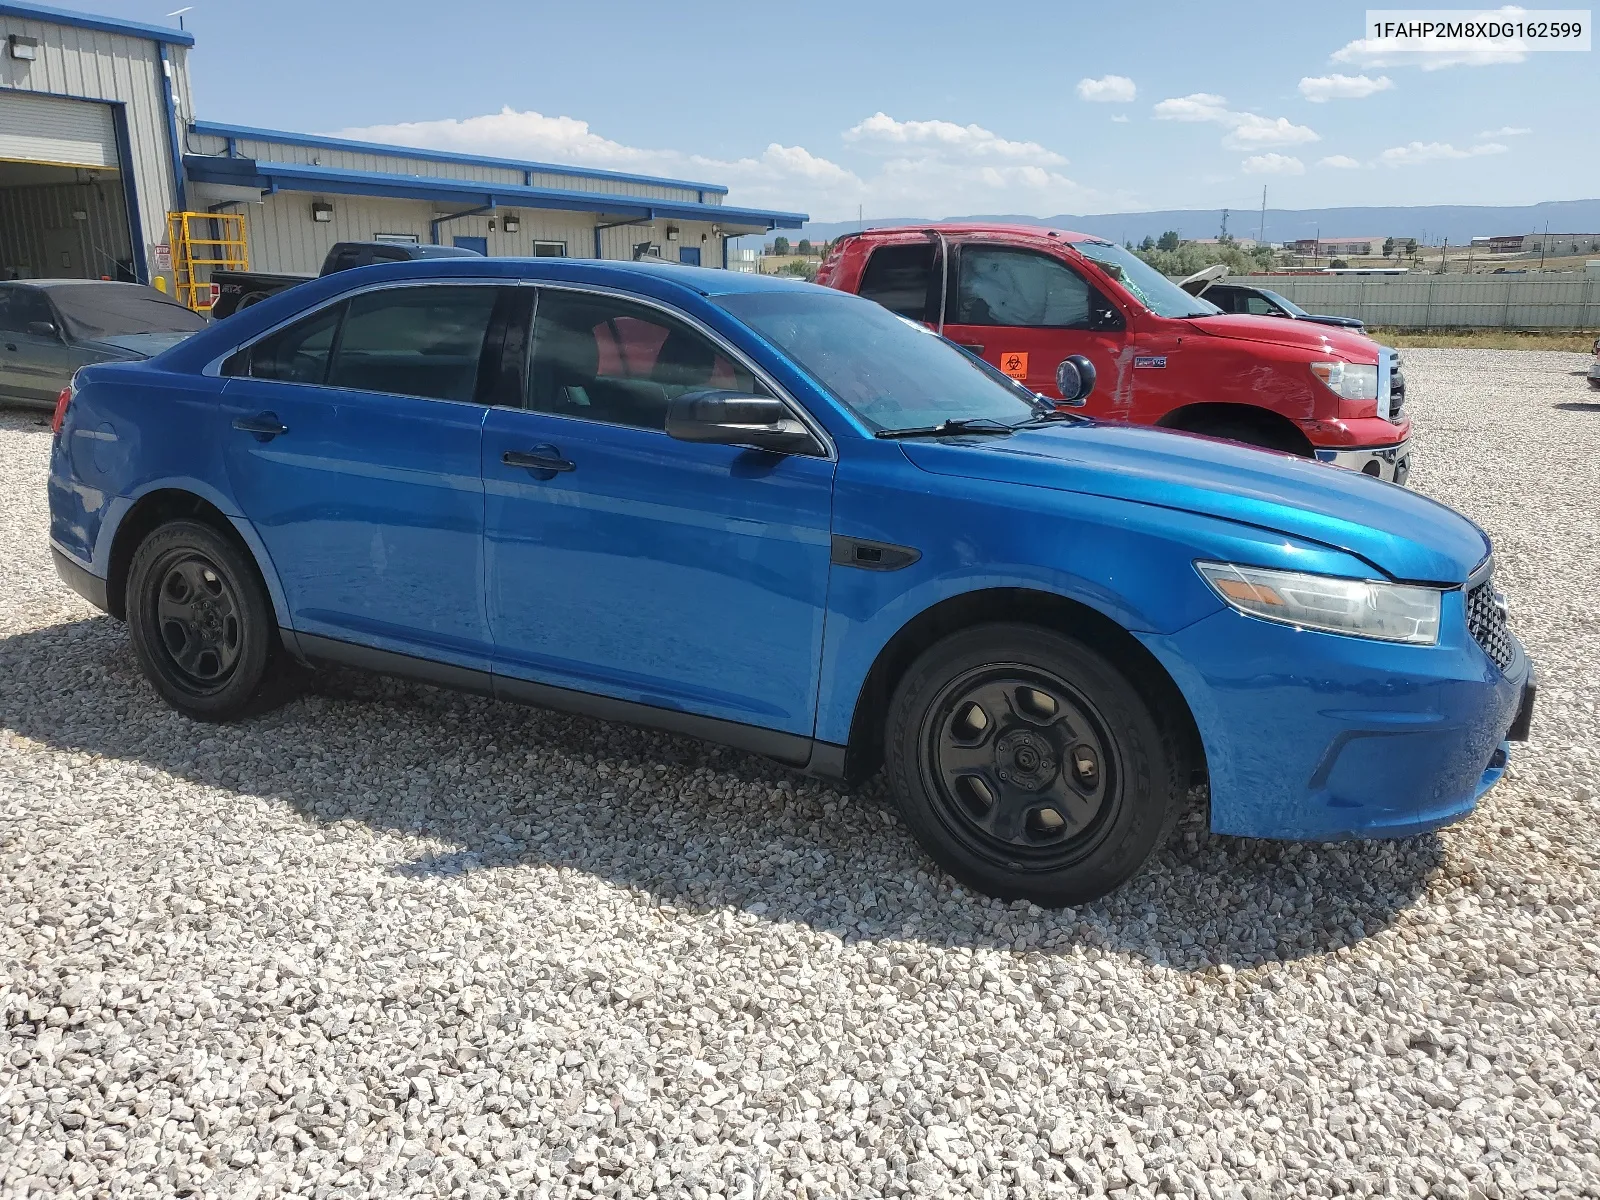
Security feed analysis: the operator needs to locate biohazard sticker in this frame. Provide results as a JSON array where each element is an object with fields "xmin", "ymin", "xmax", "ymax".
[{"xmin": 1000, "ymin": 352, "xmax": 1029, "ymax": 379}]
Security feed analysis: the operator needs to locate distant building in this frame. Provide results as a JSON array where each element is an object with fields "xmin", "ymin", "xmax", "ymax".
[
  {"xmin": 1485, "ymin": 233, "xmax": 1600, "ymax": 255},
  {"xmin": 1288, "ymin": 236, "xmax": 1386, "ymax": 257}
]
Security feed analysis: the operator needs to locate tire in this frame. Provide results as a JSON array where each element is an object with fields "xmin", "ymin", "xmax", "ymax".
[
  {"xmin": 1189, "ymin": 417, "xmax": 1309, "ymax": 456},
  {"xmin": 884, "ymin": 623, "xmax": 1181, "ymax": 906},
  {"xmin": 125, "ymin": 519, "xmax": 280, "ymax": 721}
]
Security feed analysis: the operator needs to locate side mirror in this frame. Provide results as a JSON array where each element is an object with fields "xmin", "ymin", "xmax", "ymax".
[
  {"xmin": 665, "ymin": 391, "xmax": 821, "ymax": 455},
  {"xmin": 26, "ymin": 320, "xmax": 60, "ymax": 340},
  {"xmin": 1054, "ymin": 354, "xmax": 1096, "ymax": 407}
]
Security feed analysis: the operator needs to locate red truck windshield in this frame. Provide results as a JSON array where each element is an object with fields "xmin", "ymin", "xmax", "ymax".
[{"xmin": 1072, "ymin": 241, "xmax": 1222, "ymax": 320}]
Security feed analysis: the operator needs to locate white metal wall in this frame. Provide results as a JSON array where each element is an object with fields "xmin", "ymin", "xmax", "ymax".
[
  {"xmin": 0, "ymin": 15, "xmax": 191, "ymax": 268},
  {"xmin": 1261, "ymin": 272, "xmax": 1600, "ymax": 329},
  {"xmin": 0, "ymin": 175, "xmax": 132, "ymax": 278},
  {"xmin": 185, "ymin": 132, "xmax": 715, "ymax": 206},
  {"xmin": 205, "ymin": 189, "xmax": 730, "ymax": 275}
]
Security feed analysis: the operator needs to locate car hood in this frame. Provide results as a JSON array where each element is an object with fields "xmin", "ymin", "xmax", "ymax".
[
  {"xmin": 899, "ymin": 421, "xmax": 1489, "ymax": 585},
  {"xmin": 82, "ymin": 331, "xmax": 199, "ymax": 358},
  {"xmin": 1183, "ymin": 313, "xmax": 1377, "ymax": 360}
]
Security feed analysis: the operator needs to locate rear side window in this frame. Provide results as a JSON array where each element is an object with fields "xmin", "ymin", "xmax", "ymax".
[
  {"xmin": 236, "ymin": 304, "xmax": 341, "ymax": 383},
  {"xmin": 230, "ymin": 286, "xmax": 500, "ymax": 402},
  {"xmin": 957, "ymin": 246, "xmax": 1098, "ymax": 328},
  {"xmin": 327, "ymin": 287, "xmax": 499, "ymax": 402},
  {"xmin": 857, "ymin": 244, "xmax": 933, "ymax": 320}
]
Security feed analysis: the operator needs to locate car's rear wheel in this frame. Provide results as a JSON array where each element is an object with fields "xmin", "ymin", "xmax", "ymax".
[
  {"xmin": 885, "ymin": 623, "xmax": 1181, "ymax": 906},
  {"xmin": 126, "ymin": 519, "xmax": 279, "ymax": 721}
]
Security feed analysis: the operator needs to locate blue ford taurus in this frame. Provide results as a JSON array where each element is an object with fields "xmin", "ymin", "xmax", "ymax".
[{"xmin": 46, "ymin": 259, "xmax": 1534, "ymax": 905}]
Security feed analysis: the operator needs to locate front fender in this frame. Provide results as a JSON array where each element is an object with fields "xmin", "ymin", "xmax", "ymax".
[{"xmin": 814, "ymin": 439, "xmax": 1380, "ymax": 747}]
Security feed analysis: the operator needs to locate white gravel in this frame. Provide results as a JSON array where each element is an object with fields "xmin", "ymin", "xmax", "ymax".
[{"xmin": 3, "ymin": 349, "xmax": 1598, "ymax": 1200}]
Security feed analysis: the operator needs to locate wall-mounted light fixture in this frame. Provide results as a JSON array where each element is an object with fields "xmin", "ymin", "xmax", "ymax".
[
  {"xmin": 665, "ymin": 226, "xmax": 679, "ymax": 242},
  {"xmin": 311, "ymin": 201, "xmax": 333, "ymax": 223},
  {"xmin": 503, "ymin": 214, "xmax": 521, "ymax": 233},
  {"xmin": 8, "ymin": 34, "xmax": 39, "ymax": 60}
]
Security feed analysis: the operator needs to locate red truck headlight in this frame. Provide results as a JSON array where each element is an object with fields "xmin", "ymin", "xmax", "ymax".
[{"xmin": 1309, "ymin": 360, "xmax": 1378, "ymax": 402}]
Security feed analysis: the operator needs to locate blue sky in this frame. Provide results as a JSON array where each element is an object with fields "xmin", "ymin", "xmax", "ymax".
[{"xmin": 76, "ymin": 0, "xmax": 1599, "ymax": 221}]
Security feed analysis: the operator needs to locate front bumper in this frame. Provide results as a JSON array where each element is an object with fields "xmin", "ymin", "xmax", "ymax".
[
  {"xmin": 1138, "ymin": 600, "xmax": 1531, "ymax": 842},
  {"xmin": 1315, "ymin": 437, "xmax": 1413, "ymax": 485}
]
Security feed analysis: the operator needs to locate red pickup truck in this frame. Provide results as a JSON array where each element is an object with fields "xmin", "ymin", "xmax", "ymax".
[{"xmin": 817, "ymin": 224, "xmax": 1411, "ymax": 483}]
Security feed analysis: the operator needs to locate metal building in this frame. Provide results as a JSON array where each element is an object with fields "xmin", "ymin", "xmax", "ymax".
[
  {"xmin": 0, "ymin": 1, "xmax": 804, "ymax": 298},
  {"xmin": 0, "ymin": 2, "xmax": 192, "ymax": 283}
]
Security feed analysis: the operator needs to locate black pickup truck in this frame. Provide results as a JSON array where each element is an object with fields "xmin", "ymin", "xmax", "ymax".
[{"xmin": 209, "ymin": 241, "xmax": 483, "ymax": 320}]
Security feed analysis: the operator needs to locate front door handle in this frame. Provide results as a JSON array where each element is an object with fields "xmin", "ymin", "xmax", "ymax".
[
  {"xmin": 232, "ymin": 412, "xmax": 289, "ymax": 439},
  {"xmin": 502, "ymin": 448, "xmax": 575, "ymax": 473},
  {"xmin": 3, "ymin": 343, "xmax": 16, "ymax": 352}
]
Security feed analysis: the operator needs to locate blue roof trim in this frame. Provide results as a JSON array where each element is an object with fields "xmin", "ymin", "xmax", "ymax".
[
  {"xmin": 0, "ymin": 1, "xmax": 194, "ymax": 45},
  {"xmin": 190, "ymin": 120, "xmax": 731, "ymax": 197},
  {"xmin": 183, "ymin": 155, "xmax": 807, "ymax": 230}
]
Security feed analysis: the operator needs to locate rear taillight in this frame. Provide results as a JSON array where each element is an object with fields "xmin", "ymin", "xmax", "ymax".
[{"xmin": 51, "ymin": 384, "xmax": 72, "ymax": 436}]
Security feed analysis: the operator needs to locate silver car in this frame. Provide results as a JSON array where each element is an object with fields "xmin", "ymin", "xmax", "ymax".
[{"xmin": 0, "ymin": 280, "xmax": 207, "ymax": 411}]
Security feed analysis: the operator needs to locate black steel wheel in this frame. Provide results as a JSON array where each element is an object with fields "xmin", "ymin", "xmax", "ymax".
[
  {"xmin": 126, "ymin": 519, "xmax": 279, "ymax": 720},
  {"xmin": 152, "ymin": 552, "xmax": 244, "ymax": 692},
  {"xmin": 885, "ymin": 623, "xmax": 1182, "ymax": 906},
  {"xmin": 923, "ymin": 666, "xmax": 1120, "ymax": 870}
]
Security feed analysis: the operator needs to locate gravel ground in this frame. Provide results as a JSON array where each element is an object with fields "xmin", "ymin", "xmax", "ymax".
[{"xmin": 2, "ymin": 349, "xmax": 1598, "ymax": 1200}]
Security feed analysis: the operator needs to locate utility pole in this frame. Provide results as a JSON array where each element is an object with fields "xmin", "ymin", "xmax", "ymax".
[
  {"xmin": 1539, "ymin": 220, "xmax": 1549, "ymax": 269},
  {"xmin": 1257, "ymin": 185, "xmax": 1267, "ymax": 245},
  {"xmin": 1439, "ymin": 238, "xmax": 1449, "ymax": 274}
]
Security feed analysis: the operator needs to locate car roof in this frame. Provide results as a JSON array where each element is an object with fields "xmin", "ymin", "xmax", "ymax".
[
  {"xmin": 8, "ymin": 279, "xmax": 151, "ymax": 291},
  {"xmin": 843, "ymin": 222, "xmax": 1098, "ymax": 243},
  {"xmin": 307, "ymin": 255, "xmax": 835, "ymax": 299}
]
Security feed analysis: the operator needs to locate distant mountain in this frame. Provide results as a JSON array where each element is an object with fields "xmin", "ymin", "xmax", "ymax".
[{"xmin": 760, "ymin": 199, "xmax": 1600, "ymax": 248}]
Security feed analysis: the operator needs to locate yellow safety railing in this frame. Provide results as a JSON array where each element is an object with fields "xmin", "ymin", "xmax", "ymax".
[{"xmin": 166, "ymin": 211, "xmax": 248, "ymax": 312}]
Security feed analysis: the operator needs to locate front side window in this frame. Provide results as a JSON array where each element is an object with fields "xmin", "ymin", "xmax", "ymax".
[
  {"xmin": 0, "ymin": 287, "xmax": 53, "ymax": 334},
  {"xmin": 527, "ymin": 292, "xmax": 762, "ymax": 431},
  {"xmin": 858, "ymin": 244, "xmax": 933, "ymax": 320},
  {"xmin": 1071, "ymin": 240, "xmax": 1221, "ymax": 319},
  {"xmin": 715, "ymin": 290, "xmax": 1042, "ymax": 433},
  {"xmin": 326, "ymin": 286, "xmax": 499, "ymax": 401},
  {"xmin": 955, "ymin": 246, "xmax": 1099, "ymax": 328}
]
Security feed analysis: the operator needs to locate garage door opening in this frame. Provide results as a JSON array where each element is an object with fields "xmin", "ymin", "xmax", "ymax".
[{"xmin": 0, "ymin": 92, "xmax": 137, "ymax": 282}]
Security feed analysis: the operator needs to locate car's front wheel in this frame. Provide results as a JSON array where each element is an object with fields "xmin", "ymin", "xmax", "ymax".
[
  {"xmin": 125, "ymin": 519, "xmax": 279, "ymax": 721},
  {"xmin": 885, "ymin": 624, "xmax": 1182, "ymax": 906}
]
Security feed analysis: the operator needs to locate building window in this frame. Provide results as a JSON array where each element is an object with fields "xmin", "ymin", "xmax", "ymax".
[
  {"xmin": 532, "ymin": 241, "xmax": 567, "ymax": 258},
  {"xmin": 372, "ymin": 233, "xmax": 420, "ymax": 246}
]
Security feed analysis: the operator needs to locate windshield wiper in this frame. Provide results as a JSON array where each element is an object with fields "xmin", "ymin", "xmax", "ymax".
[{"xmin": 874, "ymin": 418, "xmax": 1016, "ymax": 440}]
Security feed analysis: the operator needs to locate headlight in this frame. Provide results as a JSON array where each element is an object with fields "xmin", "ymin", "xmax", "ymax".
[
  {"xmin": 1197, "ymin": 562, "xmax": 1441, "ymax": 644},
  {"xmin": 1310, "ymin": 361, "xmax": 1378, "ymax": 402}
]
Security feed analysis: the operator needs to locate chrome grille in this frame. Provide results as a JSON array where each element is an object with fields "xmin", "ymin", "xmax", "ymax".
[{"xmin": 1466, "ymin": 579, "xmax": 1514, "ymax": 672}]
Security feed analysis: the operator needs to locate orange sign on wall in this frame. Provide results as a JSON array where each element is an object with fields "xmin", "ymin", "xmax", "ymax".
[{"xmin": 1000, "ymin": 351, "xmax": 1029, "ymax": 380}]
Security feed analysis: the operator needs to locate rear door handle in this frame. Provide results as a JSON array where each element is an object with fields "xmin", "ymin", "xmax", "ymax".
[
  {"xmin": 502, "ymin": 448, "xmax": 575, "ymax": 473},
  {"xmin": 232, "ymin": 412, "xmax": 288, "ymax": 439}
]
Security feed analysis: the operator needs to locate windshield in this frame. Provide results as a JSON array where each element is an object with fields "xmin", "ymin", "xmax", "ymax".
[
  {"xmin": 47, "ymin": 284, "xmax": 207, "ymax": 340},
  {"xmin": 1257, "ymin": 288, "xmax": 1310, "ymax": 318},
  {"xmin": 1071, "ymin": 241, "xmax": 1221, "ymax": 319},
  {"xmin": 714, "ymin": 289, "xmax": 1042, "ymax": 432}
]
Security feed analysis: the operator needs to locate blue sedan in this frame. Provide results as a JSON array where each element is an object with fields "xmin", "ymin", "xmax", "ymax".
[{"xmin": 46, "ymin": 259, "xmax": 1534, "ymax": 905}]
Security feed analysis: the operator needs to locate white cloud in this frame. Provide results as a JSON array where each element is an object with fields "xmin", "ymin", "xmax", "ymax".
[
  {"xmin": 1241, "ymin": 153, "xmax": 1305, "ymax": 175},
  {"xmin": 1479, "ymin": 125, "xmax": 1532, "ymax": 137},
  {"xmin": 1152, "ymin": 93, "xmax": 1319, "ymax": 150},
  {"xmin": 1376, "ymin": 140, "xmax": 1510, "ymax": 166},
  {"xmin": 1332, "ymin": 37, "xmax": 1525, "ymax": 70},
  {"xmin": 328, "ymin": 106, "xmax": 1105, "ymax": 224},
  {"xmin": 1318, "ymin": 154, "xmax": 1364, "ymax": 169},
  {"xmin": 1298, "ymin": 73, "xmax": 1394, "ymax": 102},
  {"xmin": 1110, "ymin": 114, "xmax": 1130, "ymax": 123},
  {"xmin": 1076, "ymin": 74, "xmax": 1137, "ymax": 103},
  {"xmin": 842, "ymin": 113, "xmax": 1065, "ymax": 163}
]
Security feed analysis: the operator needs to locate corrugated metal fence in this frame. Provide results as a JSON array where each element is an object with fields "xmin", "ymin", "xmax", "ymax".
[{"xmin": 1256, "ymin": 272, "xmax": 1600, "ymax": 329}]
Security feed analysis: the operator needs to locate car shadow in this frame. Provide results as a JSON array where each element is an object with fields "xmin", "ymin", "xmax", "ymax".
[
  {"xmin": 1, "ymin": 617, "xmax": 1442, "ymax": 971},
  {"xmin": 1553, "ymin": 401, "xmax": 1600, "ymax": 412}
]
